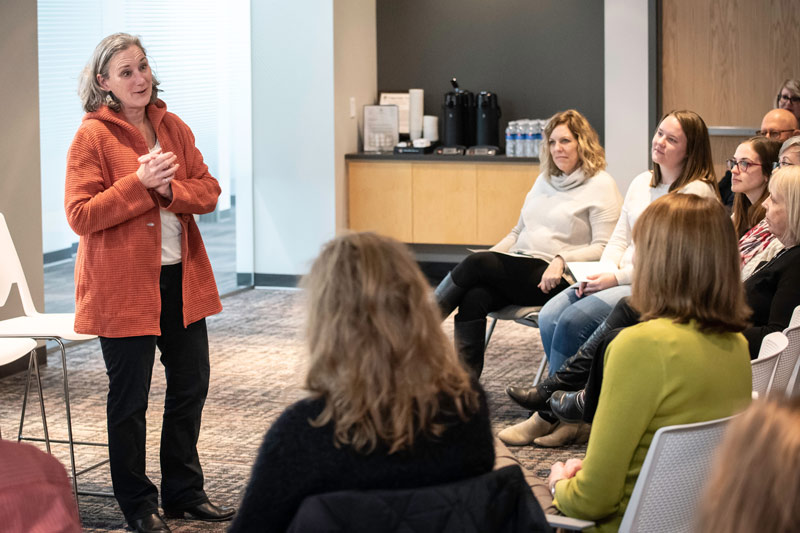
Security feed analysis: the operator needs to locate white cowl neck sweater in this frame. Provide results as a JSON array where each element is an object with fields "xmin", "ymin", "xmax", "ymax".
[{"xmin": 493, "ymin": 167, "xmax": 622, "ymax": 264}]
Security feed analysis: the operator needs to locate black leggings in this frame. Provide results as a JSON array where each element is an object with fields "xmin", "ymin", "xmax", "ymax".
[{"xmin": 450, "ymin": 251, "xmax": 569, "ymax": 322}]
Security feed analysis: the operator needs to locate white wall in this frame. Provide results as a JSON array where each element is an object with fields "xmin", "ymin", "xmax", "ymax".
[
  {"xmin": 333, "ymin": 0, "xmax": 377, "ymax": 232},
  {"xmin": 251, "ymin": 0, "xmax": 377, "ymax": 279},
  {"xmin": 604, "ymin": 0, "xmax": 651, "ymax": 194},
  {"xmin": 1, "ymin": 0, "xmax": 44, "ymax": 315}
]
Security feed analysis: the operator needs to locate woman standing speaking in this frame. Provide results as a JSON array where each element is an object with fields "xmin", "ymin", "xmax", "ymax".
[{"xmin": 65, "ymin": 33, "xmax": 233, "ymax": 533}]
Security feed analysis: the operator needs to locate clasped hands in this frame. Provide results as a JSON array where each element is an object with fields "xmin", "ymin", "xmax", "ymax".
[
  {"xmin": 137, "ymin": 148, "xmax": 178, "ymax": 199},
  {"xmin": 547, "ymin": 457, "xmax": 583, "ymax": 494}
]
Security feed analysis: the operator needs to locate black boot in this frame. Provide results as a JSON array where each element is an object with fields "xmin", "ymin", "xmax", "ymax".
[
  {"xmin": 505, "ymin": 380, "xmax": 562, "ymax": 412},
  {"xmin": 454, "ymin": 318, "xmax": 486, "ymax": 378},
  {"xmin": 549, "ymin": 389, "xmax": 585, "ymax": 423},
  {"xmin": 505, "ymin": 309, "xmax": 615, "ymax": 410},
  {"xmin": 434, "ymin": 272, "xmax": 465, "ymax": 319}
]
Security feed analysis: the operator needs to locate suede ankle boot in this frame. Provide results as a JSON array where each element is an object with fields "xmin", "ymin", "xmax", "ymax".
[
  {"xmin": 533, "ymin": 421, "xmax": 590, "ymax": 448},
  {"xmin": 497, "ymin": 413, "xmax": 558, "ymax": 446},
  {"xmin": 434, "ymin": 272, "xmax": 465, "ymax": 319}
]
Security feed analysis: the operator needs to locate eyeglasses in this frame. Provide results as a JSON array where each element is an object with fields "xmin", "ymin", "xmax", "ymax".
[
  {"xmin": 772, "ymin": 160, "xmax": 797, "ymax": 171},
  {"xmin": 756, "ymin": 129, "xmax": 795, "ymax": 139},
  {"xmin": 778, "ymin": 94, "xmax": 800, "ymax": 104},
  {"xmin": 726, "ymin": 159, "xmax": 763, "ymax": 172}
]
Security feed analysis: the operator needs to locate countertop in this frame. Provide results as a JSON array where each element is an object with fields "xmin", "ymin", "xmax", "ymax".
[{"xmin": 345, "ymin": 152, "xmax": 539, "ymax": 163}]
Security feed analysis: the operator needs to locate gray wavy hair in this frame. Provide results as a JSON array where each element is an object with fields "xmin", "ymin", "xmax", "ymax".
[
  {"xmin": 78, "ymin": 33, "xmax": 160, "ymax": 113},
  {"xmin": 781, "ymin": 135, "xmax": 800, "ymax": 156}
]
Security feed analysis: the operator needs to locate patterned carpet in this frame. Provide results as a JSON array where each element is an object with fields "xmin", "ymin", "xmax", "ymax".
[{"xmin": 0, "ymin": 288, "xmax": 586, "ymax": 531}]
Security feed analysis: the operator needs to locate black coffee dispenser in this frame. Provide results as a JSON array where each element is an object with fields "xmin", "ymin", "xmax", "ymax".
[
  {"xmin": 441, "ymin": 78, "xmax": 474, "ymax": 147},
  {"xmin": 475, "ymin": 91, "xmax": 501, "ymax": 148}
]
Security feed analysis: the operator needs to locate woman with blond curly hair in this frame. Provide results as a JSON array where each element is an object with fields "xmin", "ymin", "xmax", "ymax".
[
  {"xmin": 695, "ymin": 397, "xmax": 800, "ymax": 533},
  {"xmin": 229, "ymin": 232, "xmax": 495, "ymax": 532},
  {"xmin": 435, "ymin": 109, "xmax": 622, "ymax": 379}
]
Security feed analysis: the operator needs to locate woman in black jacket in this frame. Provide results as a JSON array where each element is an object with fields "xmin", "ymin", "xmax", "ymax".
[{"xmin": 229, "ymin": 233, "xmax": 495, "ymax": 532}]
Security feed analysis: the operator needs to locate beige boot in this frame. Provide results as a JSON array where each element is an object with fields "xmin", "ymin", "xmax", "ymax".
[
  {"xmin": 533, "ymin": 422, "xmax": 591, "ymax": 447},
  {"xmin": 497, "ymin": 413, "xmax": 558, "ymax": 446}
]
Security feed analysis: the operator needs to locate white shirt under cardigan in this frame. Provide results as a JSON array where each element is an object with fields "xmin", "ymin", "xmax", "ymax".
[
  {"xmin": 600, "ymin": 170, "xmax": 718, "ymax": 285},
  {"xmin": 492, "ymin": 168, "xmax": 622, "ymax": 265}
]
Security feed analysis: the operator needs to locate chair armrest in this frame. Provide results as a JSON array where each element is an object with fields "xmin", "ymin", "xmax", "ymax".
[{"xmin": 545, "ymin": 514, "xmax": 596, "ymax": 531}]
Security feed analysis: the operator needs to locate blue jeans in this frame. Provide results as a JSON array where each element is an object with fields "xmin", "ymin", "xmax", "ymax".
[{"xmin": 538, "ymin": 283, "xmax": 632, "ymax": 375}]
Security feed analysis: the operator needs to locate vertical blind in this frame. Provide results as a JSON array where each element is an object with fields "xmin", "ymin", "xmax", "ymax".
[{"xmin": 38, "ymin": 0, "xmax": 251, "ymax": 255}]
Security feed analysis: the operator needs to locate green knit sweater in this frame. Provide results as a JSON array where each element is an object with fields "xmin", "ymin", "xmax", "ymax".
[{"xmin": 554, "ymin": 318, "xmax": 752, "ymax": 532}]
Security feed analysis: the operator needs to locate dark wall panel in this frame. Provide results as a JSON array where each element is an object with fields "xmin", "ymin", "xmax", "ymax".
[{"xmin": 377, "ymin": 0, "xmax": 605, "ymax": 144}]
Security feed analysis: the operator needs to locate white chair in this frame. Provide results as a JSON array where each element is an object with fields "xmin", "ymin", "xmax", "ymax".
[
  {"xmin": 751, "ymin": 331, "xmax": 788, "ymax": 399},
  {"xmin": 0, "ymin": 337, "xmax": 43, "ymax": 443},
  {"xmin": 768, "ymin": 305, "xmax": 800, "ymax": 397},
  {"xmin": 485, "ymin": 305, "xmax": 547, "ymax": 384},
  {"xmin": 546, "ymin": 415, "xmax": 736, "ymax": 533},
  {"xmin": 0, "ymin": 213, "xmax": 101, "ymax": 506}
]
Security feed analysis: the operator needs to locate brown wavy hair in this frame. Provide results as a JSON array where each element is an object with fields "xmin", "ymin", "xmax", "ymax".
[
  {"xmin": 631, "ymin": 194, "xmax": 750, "ymax": 333},
  {"xmin": 695, "ymin": 397, "xmax": 800, "ymax": 533},
  {"xmin": 651, "ymin": 110, "xmax": 719, "ymax": 196},
  {"xmin": 731, "ymin": 136, "xmax": 781, "ymax": 237},
  {"xmin": 539, "ymin": 109, "xmax": 606, "ymax": 178},
  {"xmin": 302, "ymin": 232, "xmax": 479, "ymax": 454}
]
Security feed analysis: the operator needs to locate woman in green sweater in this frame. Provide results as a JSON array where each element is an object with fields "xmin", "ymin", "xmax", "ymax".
[{"xmin": 543, "ymin": 194, "xmax": 753, "ymax": 532}]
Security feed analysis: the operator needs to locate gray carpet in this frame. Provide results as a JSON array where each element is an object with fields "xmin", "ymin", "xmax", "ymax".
[{"xmin": 0, "ymin": 288, "xmax": 586, "ymax": 531}]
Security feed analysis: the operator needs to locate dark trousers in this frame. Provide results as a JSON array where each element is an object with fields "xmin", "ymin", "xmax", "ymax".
[
  {"xmin": 450, "ymin": 251, "xmax": 569, "ymax": 322},
  {"xmin": 99, "ymin": 264, "xmax": 210, "ymax": 521}
]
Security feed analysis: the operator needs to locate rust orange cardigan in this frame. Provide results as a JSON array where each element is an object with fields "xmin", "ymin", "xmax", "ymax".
[{"xmin": 65, "ymin": 100, "xmax": 222, "ymax": 337}]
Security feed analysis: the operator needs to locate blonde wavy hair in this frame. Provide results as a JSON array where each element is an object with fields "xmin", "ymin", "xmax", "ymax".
[
  {"xmin": 695, "ymin": 397, "xmax": 800, "ymax": 533},
  {"xmin": 302, "ymin": 232, "xmax": 479, "ymax": 454},
  {"xmin": 631, "ymin": 194, "xmax": 750, "ymax": 333},
  {"xmin": 768, "ymin": 165, "xmax": 800, "ymax": 246},
  {"xmin": 539, "ymin": 109, "xmax": 606, "ymax": 178}
]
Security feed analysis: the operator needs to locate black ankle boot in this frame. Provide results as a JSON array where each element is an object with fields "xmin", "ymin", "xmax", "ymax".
[
  {"xmin": 505, "ymin": 383, "xmax": 552, "ymax": 411},
  {"xmin": 549, "ymin": 389, "xmax": 586, "ymax": 423},
  {"xmin": 454, "ymin": 318, "xmax": 486, "ymax": 378},
  {"xmin": 506, "ymin": 349, "xmax": 590, "ymax": 411},
  {"xmin": 434, "ymin": 272, "xmax": 465, "ymax": 319}
]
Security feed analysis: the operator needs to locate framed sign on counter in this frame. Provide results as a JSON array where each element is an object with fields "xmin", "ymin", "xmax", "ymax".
[
  {"xmin": 363, "ymin": 105, "xmax": 399, "ymax": 152},
  {"xmin": 379, "ymin": 92, "xmax": 410, "ymax": 134}
]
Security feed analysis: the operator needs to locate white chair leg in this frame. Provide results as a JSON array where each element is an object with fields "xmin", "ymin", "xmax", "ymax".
[
  {"xmin": 56, "ymin": 338, "xmax": 80, "ymax": 508},
  {"xmin": 485, "ymin": 317, "xmax": 498, "ymax": 347},
  {"xmin": 31, "ymin": 349, "xmax": 51, "ymax": 454},
  {"xmin": 532, "ymin": 357, "xmax": 548, "ymax": 386}
]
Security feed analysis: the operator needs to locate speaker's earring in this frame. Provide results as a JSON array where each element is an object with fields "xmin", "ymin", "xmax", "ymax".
[{"xmin": 104, "ymin": 92, "xmax": 116, "ymax": 106}]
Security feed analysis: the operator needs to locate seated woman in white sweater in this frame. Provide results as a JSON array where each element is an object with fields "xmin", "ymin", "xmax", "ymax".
[
  {"xmin": 531, "ymin": 110, "xmax": 719, "ymax": 396},
  {"xmin": 434, "ymin": 109, "xmax": 622, "ymax": 378}
]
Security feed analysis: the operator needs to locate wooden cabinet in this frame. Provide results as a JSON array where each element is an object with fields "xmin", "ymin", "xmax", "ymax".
[{"xmin": 348, "ymin": 158, "xmax": 539, "ymax": 245}]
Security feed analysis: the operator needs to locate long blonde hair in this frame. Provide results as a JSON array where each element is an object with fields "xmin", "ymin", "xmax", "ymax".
[
  {"xmin": 631, "ymin": 194, "xmax": 750, "ymax": 333},
  {"xmin": 695, "ymin": 397, "xmax": 800, "ymax": 533},
  {"xmin": 302, "ymin": 232, "xmax": 479, "ymax": 454}
]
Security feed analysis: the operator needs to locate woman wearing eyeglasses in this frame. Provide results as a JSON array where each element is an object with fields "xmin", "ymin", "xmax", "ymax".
[
  {"xmin": 729, "ymin": 137, "xmax": 781, "ymax": 238},
  {"xmin": 507, "ymin": 111, "xmax": 719, "ymax": 447},
  {"xmin": 776, "ymin": 79, "xmax": 800, "ymax": 123},
  {"xmin": 777, "ymin": 136, "xmax": 800, "ymax": 168}
]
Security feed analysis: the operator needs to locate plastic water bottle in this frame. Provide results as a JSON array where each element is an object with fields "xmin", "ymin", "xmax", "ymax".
[
  {"xmin": 518, "ymin": 120, "xmax": 530, "ymax": 158},
  {"xmin": 526, "ymin": 120, "xmax": 538, "ymax": 157},
  {"xmin": 505, "ymin": 121, "xmax": 517, "ymax": 157},
  {"xmin": 532, "ymin": 120, "xmax": 544, "ymax": 158}
]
